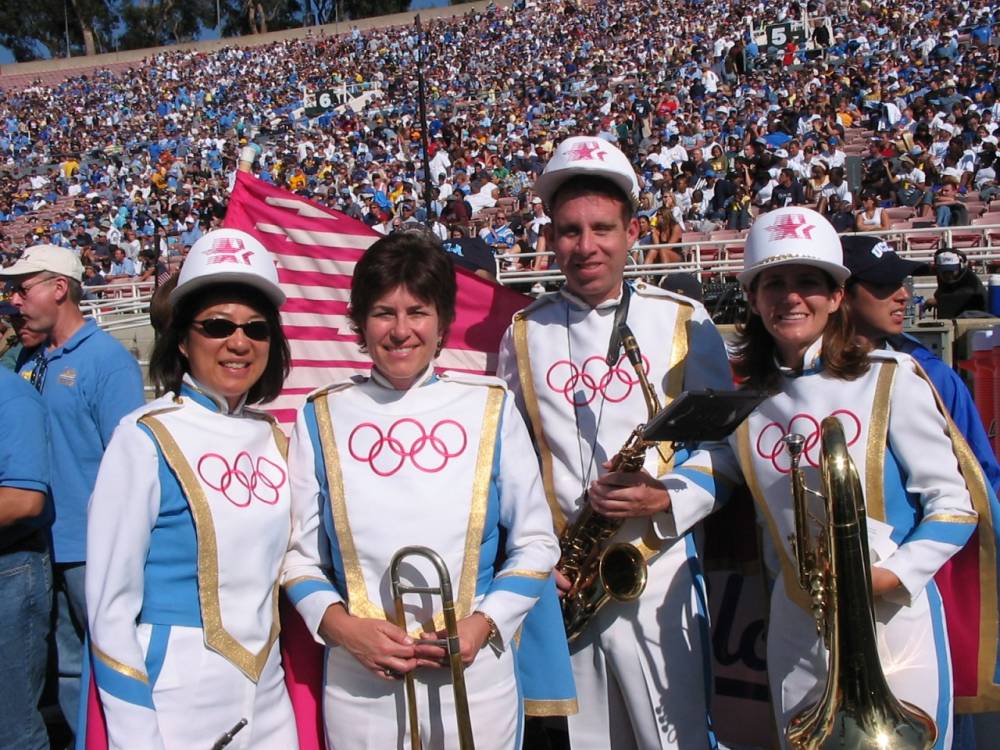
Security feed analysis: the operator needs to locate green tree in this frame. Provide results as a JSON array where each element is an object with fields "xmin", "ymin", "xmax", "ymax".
[
  {"xmin": 338, "ymin": 0, "xmax": 408, "ymax": 21},
  {"xmin": 0, "ymin": 0, "xmax": 114, "ymax": 60},
  {"xmin": 220, "ymin": 0, "xmax": 302, "ymax": 36},
  {"xmin": 117, "ymin": 0, "xmax": 216, "ymax": 50}
]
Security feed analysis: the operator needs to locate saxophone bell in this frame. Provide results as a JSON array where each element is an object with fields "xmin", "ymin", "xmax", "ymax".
[{"xmin": 598, "ymin": 543, "xmax": 648, "ymax": 601}]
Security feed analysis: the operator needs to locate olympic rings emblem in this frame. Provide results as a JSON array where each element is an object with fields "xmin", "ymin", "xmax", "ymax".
[
  {"xmin": 755, "ymin": 410, "xmax": 862, "ymax": 474},
  {"xmin": 545, "ymin": 354, "xmax": 651, "ymax": 407},
  {"xmin": 348, "ymin": 418, "xmax": 468, "ymax": 477},
  {"xmin": 197, "ymin": 452, "xmax": 287, "ymax": 507}
]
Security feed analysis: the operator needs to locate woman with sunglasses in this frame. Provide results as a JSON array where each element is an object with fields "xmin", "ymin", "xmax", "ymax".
[
  {"xmin": 84, "ymin": 228, "xmax": 298, "ymax": 749},
  {"xmin": 281, "ymin": 232, "xmax": 573, "ymax": 748}
]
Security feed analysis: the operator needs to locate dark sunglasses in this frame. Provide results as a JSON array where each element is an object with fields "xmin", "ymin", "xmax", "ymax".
[{"xmin": 191, "ymin": 318, "xmax": 271, "ymax": 341}]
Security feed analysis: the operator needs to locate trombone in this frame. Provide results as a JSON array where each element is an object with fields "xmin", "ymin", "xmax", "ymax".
[{"xmin": 389, "ymin": 546, "xmax": 476, "ymax": 750}]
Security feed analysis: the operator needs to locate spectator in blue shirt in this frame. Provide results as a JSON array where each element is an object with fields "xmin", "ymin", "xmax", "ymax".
[
  {"xmin": 478, "ymin": 210, "xmax": 516, "ymax": 252},
  {"xmin": 0, "ymin": 366, "xmax": 52, "ymax": 750},
  {"xmin": 106, "ymin": 247, "xmax": 137, "ymax": 282},
  {"xmin": 0, "ymin": 244, "xmax": 144, "ymax": 741}
]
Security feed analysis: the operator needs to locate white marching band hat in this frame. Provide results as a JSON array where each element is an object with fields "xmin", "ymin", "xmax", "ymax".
[
  {"xmin": 170, "ymin": 228, "xmax": 286, "ymax": 307},
  {"xmin": 739, "ymin": 206, "xmax": 849, "ymax": 287},
  {"xmin": 533, "ymin": 136, "xmax": 640, "ymax": 208}
]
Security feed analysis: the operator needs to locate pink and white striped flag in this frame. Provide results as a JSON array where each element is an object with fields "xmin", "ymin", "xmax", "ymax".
[{"xmin": 223, "ymin": 170, "xmax": 530, "ymax": 429}]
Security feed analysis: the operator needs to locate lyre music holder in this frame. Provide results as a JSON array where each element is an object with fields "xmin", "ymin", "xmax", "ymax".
[{"xmin": 642, "ymin": 389, "xmax": 766, "ymax": 443}]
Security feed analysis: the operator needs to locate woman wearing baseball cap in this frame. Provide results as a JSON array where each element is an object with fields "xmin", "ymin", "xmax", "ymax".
[
  {"xmin": 656, "ymin": 206, "xmax": 985, "ymax": 747},
  {"xmin": 84, "ymin": 228, "xmax": 298, "ymax": 748}
]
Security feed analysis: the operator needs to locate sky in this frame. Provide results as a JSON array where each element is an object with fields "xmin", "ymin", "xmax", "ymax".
[{"xmin": 0, "ymin": 0, "xmax": 447, "ymax": 66}]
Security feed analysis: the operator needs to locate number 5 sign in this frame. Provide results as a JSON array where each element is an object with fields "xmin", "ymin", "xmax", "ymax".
[{"xmin": 766, "ymin": 22, "xmax": 806, "ymax": 48}]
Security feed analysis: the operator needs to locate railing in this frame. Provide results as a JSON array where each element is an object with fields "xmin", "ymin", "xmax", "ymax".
[
  {"xmin": 496, "ymin": 222, "xmax": 1000, "ymax": 288},
  {"xmin": 81, "ymin": 223, "xmax": 1000, "ymax": 336},
  {"xmin": 82, "ymin": 280, "xmax": 155, "ymax": 331}
]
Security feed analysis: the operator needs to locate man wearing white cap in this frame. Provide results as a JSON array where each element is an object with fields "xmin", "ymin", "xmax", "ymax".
[
  {"xmin": 0, "ymin": 244, "xmax": 144, "ymax": 739},
  {"xmin": 497, "ymin": 136, "xmax": 731, "ymax": 749},
  {"xmin": 527, "ymin": 196, "xmax": 551, "ymax": 251}
]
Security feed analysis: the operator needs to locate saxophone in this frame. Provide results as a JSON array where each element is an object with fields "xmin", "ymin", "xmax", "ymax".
[
  {"xmin": 558, "ymin": 323, "xmax": 662, "ymax": 643},
  {"xmin": 783, "ymin": 417, "xmax": 937, "ymax": 749}
]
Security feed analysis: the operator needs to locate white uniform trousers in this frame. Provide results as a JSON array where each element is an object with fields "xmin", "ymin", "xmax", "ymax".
[
  {"xmin": 124, "ymin": 624, "xmax": 298, "ymax": 749},
  {"xmin": 566, "ymin": 538, "xmax": 714, "ymax": 750},
  {"xmin": 324, "ymin": 640, "xmax": 521, "ymax": 749},
  {"xmin": 767, "ymin": 573, "xmax": 954, "ymax": 749}
]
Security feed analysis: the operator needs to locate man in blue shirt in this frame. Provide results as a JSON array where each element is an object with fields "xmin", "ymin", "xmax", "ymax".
[
  {"xmin": 478, "ymin": 209, "xmax": 516, "ymax": 252},
  {"xmin": 1, "ymin": 244, "xmax": 144, "ymax": 740},
  {"xmin": 179, "ymin": 215, "xmax": 203, "ymax": 248},
  {"xmin": 0, "ymin": 367, "xmax": 52, "ymax": 750},
  {"xmin": 106, "ymin": 247, "xmax": 137, "ymax": 282}
]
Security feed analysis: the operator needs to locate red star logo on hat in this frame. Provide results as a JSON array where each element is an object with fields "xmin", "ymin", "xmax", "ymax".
[
  {"xmin": 564, "ymin": 142, "xmax": 607, "ymax": 161},
  {"xmin": 766, "ymin": 213, "xmax": 815, "ymax": 241},
  {"xmin": 205, "ymin": 237, "xmax": 255, "ymax": 265}
]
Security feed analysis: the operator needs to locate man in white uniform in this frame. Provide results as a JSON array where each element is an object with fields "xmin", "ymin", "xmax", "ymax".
[{"xmin": 497, "ymin": 136, "xmax": 732, "ymax": 749}]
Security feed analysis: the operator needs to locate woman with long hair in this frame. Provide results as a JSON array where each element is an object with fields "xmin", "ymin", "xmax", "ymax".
[
  {"xmin": 855, "ymin": 191, "xmax": 890, "ymax": 231},
  {"xmin": 644, "ymin": 196, "xmax": 683, "ymax": 266}
]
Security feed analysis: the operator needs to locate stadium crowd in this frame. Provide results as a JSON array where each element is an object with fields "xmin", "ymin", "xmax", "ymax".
[
  {"xmin": 1, "ymin": 2, "xmax": 1000, "ymax": 747},
  {"xmin": 0, "ymin": 0, "xmax": 998, "ymax": 285}
]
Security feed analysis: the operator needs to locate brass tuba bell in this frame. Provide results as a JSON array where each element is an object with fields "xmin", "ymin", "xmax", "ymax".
[{"xmin": 784, "ymin": 417, "xmax": 937, "ymax": 749}]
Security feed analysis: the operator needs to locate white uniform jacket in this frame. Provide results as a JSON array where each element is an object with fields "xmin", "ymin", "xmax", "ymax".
[
  {"xmin": 497, "ymin": 282, "xmax": 733, "ymax": 549},
  {"xmin": 496, "ymin": 281, "xmax": 733, "ymax": 749},
  {"xmin": 281, "ymin": 368, "xmax": 565, "ymax": 746},
  {"xmin": 85, "ymin": 379, "xmax": 296, "ymax": 750},
  {"xmin": 664, "ymin": 347, "xmax": 981, "ymax": 748}
]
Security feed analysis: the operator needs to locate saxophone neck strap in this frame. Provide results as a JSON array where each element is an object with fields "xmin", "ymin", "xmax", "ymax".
[{"xmin": 605, "ymin": 282, "xmax": 632, "ymax": 366}]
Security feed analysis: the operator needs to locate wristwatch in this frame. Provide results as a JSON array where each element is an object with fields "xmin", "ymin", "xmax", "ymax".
[{"xmin": 474, "ymin": 610, "xmax": 500, "ymax": 649}]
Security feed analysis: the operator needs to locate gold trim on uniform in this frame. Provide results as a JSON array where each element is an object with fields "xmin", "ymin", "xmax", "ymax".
[
  {"xmin": 494, "ymin": 569, "xmax": 550, "ymax": 581},
  {"xmin": 658, "ymin": 302, "xmax": 691, "ymax": 476},
  {"xmin": 924, "ymin": 513, "xmax": 978, "ymax": 524},
  {"xmin": 512, "ymin": 313, "xmax": 565, "ymax": 533},
  {"xmin": 313, "ymin": 391, "xmax": 377, "ymax": 619},
  {"xmin": 864, "ymin": 361, "xmax": 896, "ymax": 523},
  {"xmin": 93, "ymin": 644, "xmax": 149, "ymax": 684},
  {"xmin": 313, "ymin": 386, "xmax": 504, "ymax": 636},
  {"xmin": 736, "ymin": 421, "xmax": 812, "ymax": 613},
  {"xmin": 524, "ymin": 698, "xmax": 580, "ymax": 717},
  {"xmin": 458, "ymin": 387, "xmax": 504, "ymax": 619},
  {"xmin": 632, "ymin": 523, "xmax": 665, "ymax": 561},
  {"xmin": 269, "ymin": 425, "xmax": 289, "ymax": 458},
  {"xmin": 743, "ymin": 252, "xmax": 842, "ymax": 275},
  {"xmin": 139, "ymin": 416, "xmax": 281, "ymax": 683}
]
